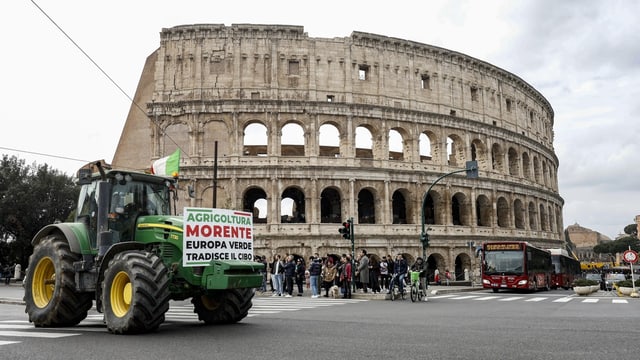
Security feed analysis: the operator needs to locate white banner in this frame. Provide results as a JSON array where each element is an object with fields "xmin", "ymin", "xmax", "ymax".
[{"xmin": 183, "ymin": 207, "xmax": 254, "ymax": 266}]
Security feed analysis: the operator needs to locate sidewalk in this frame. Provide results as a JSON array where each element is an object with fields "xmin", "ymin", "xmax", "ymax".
[{"xmin": 0, "ymin": 282, "xmax": 25, "ymax": 305}]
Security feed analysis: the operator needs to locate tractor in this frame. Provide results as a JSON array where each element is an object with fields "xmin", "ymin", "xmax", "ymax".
[{"xmin": 23, "ymin": 162, "xmax": 263, "ymax": 334}]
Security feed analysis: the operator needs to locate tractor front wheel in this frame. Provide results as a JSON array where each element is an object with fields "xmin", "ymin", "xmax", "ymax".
[
  {"xmin": 102, "ymin": 251, "xmax": 170, "ymax": 334},
  {"xmin": 192, "ymin": 288, "xmax": 255, "ymax": 324},
  {"xmin": 23, "ymin": 235, "xmax": 93, "ymax": 327}
]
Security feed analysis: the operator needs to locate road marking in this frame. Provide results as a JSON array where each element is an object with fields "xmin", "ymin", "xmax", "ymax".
[
  {"xmin": 612, "ymin": 299, "xmax": 628, "ymax": 304},
  {"xmin": 451, "ymin": 295, "xmax": 480, "ymax": 300},
  {"xmin": 0, "ymin": 330, "xmax": 80, "ymax": 338},
  {"xmin": 524, "ymin": 297, "xmax": 547, "ymax": 302},
  {"xmin": 0, "ymin": 340, "xmax": 20, "ymax": 346},
  {"xmin": 428, "ymin": 295, "xmax": 456, "ymax": 299},
  {"xmin": 473, "ymin": 296, "xmax": 500, "ymax": 301},
  {"xmin": 552, "ymin": 297, "xmax": 573, "ymax": 303},
  {"xmin": 581, "ymin": 298, "xmax": 599, "ymax": 303},
  {"xmin": 499, "ymin": 297, "xmax": 524, "ymax": 301}
]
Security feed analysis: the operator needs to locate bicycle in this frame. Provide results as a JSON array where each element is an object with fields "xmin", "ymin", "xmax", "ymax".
[
  {"xmin": 409, "ymin": 270, "xmax": 427, "ymax": 302},
  {"xmin": 387, "ymin": 273, "xmax": 406, "ymax": 301}
]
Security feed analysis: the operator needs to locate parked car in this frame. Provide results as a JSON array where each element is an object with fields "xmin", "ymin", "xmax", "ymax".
[
  {"xmin": 584, "ymin": 273, "xmax": 604, "ymax": 290},
  {"xmin": 604, "ymin": 273, "xmax": 626, "ymax": 291}
]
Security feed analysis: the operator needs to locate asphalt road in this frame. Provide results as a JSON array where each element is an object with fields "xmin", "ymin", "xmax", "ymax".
[{"xmin": 1, "ymin": 287, "xmax": 638, "ymax": 360}]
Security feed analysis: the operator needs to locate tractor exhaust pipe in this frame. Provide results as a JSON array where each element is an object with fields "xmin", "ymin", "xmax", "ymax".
[{"xmin": 96, "ymin": 180, "xmax": 113, "ymax": 260}]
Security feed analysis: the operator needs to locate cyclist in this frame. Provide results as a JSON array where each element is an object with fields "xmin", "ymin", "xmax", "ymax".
[
  {"xmin": 411, "ymin": 257, "xmax": 427, "ymax": 292},
  {"xmin": 388, "ymin": 253, "xmax": 408, "ymax": 295}
]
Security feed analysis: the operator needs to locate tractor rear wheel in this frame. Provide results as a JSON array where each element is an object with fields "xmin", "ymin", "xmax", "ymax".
[
  {"xmin": 23, "ymin": 234, "xmax": 93, "ymax": 327},
  {"xmin": 102, "ymin": 251, "xmax": 170, "ymax": 334},
  {"xmin": 192, "ymin": 288, "xmax": 254, "ymax": 324}
]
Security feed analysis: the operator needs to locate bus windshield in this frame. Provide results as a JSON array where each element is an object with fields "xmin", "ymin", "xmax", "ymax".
[{"xmin": 484, "ymin": 251, "xmax": 524, "ymax": 275}]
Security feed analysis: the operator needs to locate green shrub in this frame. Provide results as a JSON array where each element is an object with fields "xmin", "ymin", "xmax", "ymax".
[
  {"xmin": 573, "ymin": 278, "xmax": 599, "ymax": 286},
  {"xmin": 616, "ymin": 278, "xmax": 640, "ymax": 287}
]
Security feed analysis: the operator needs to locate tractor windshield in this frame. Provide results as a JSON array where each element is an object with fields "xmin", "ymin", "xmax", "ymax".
[{"xmin": 110, "ymin": 179, "xmax": 171, "ymax": 217}]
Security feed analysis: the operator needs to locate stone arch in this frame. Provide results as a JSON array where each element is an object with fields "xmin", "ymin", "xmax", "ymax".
[
  {"xmin": 426, "ymin": 252, "xmax": 446, "ymax": 282},
  {"xmin": 162, "ymin": 122, "xmax": 190, "ymax": 158},
  {"xmin": 422, "ymin": 190, "xmax": 445, "ymax": 225},
  {"xmin": 533, "ymin": 155, "xmax": 541, "ymax": 183},
  {"xmin": 542, "ymin": 160, "xmax": 549, "ymax": 187},
  {"xmin": 513, "ymin": 198, "xmax": 525, "ymax": 229},
  {"xmin": 548, "ymin": 204, "xmax": 554, "ymax": 232},
  {"xmin": 243, "ymin": 186, "xmax": 268, "ymax": 223},
  {"xmin": 357, "ymin": 188, "xmax": 376, "ymax": 224},
  {"xmin": 280, "ymin": 122, "xmax": 305, "ymax": 156},
  {"xmin": 491, "ymin": 142, "xmax": 505, "ymax": 173},
  {"xmin": 451, "ymin": 191, "xmax": 470, "ymax": 226},
  {"xmin": 539, "ymin": 203, "xmax": 548, "ymax": 231},
  {"xmin": 522, "ymin": 152, "xmax": 531, "ymax": 179},
  {"xmin": 388, "ymin": 127, "xmax": 407, "ymax": 161},
  {"xmin": 528, "ymin": 201, "xmax": 538, "ymax": 230},
  {"xmin": 243, "ymin": 122, "xmax": 268, "ymax": 156},
  {"xmin": 476, "ymin": 194, "xmax": 492, "ymax": 227},
  {"xmin": 454, "ymin": 252, "xmax": 472, "ymax": 280},
  {"xmin": 355, "ymin": 125, "xmax": 374, "ymax": 159},
  {"xmin": 202, "ymin": 120, "xmax": 230, "ymax": 157},
  {"xmin": 508, "ymin": 147, "xmax": 519, "ymax": 176},
  {"xmin": 281, "ymin": 186, "xmax": 306, "ymax": 223},
  {"xmin": 391, "ymin": 188, "xmax": 411, "ymax": 224},
  {"xmin": 447, "ymin": 133, "xmax": 465, "ymax": 167},
  {"xmin": 496, "ymin": 196, "xmax": 510, "ymax": 228},
  {"xmin": 419, "ymin": 131, "xmax": 434, "ymax": 161},
  {"xmin": 470, "ymin": 138, "xmax": 489, "ymax": 171},
  {"xmin": 319, "ymin": 122, "xmax": 340, "ymax": 157},
  {"xmin": 320, "ymin": 186, "xmax": 342, "ymax": 223}
]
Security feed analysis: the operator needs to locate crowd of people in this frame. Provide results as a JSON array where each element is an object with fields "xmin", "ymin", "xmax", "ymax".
[{"xmin": 255, "ymin": 250, "xmax": 440, "ymax": 299}]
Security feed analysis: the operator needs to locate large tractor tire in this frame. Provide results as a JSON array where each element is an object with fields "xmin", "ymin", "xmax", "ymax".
[
  {"xmin": 23, "ymin": 234, "xmax": 93, "ymax": 327},
  {"xmin": 192, "ymin": 288, "xmax": 255, "ymax": 324},
  {"xmin": 102, "ymin": 251, "xmax": 170, "ymax": 334}
]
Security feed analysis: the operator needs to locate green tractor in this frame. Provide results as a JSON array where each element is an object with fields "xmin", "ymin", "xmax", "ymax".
[{"xmin": 23, "ymin": 163, "xmax": 263, "ymax": 334}]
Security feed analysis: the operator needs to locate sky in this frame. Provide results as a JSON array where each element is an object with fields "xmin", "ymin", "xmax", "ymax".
[{"xmin": 2, "ymin": 0, "xmax": 639, "ymax": 239}]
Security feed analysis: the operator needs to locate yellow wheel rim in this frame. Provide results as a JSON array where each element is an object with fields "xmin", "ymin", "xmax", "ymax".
[
  {"xmin": 110, "ymin": 271, "xmax": 132, "ymax": 317},
  {"xmin": 200, "ymin": 295, "xmax": 220, "ymax": 311},
  {"xmin": 32, "ymin": 256, "xmax": 55, "ymax": 308}
]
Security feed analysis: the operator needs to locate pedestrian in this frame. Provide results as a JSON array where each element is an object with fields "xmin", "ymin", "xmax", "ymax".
[
  {"xmin": 379, "ymin": 256, "xmax": 389, "ymax": 290},
  {"xmin": 445, "ymin": 269, "xmax": 451, "ymax": 286},
  {"xmin": 339, "ymin": 254, "xmax": 352, "ymax": 299},
  {"xmin": 308, "ymin": 256, "xmax": 322, "ymax": 298},
  {"xmin": 283, "ymin": 255, "xmax": 296, "ymax": 297},
  {"xmin": 321, "ymin": 258, "xmax": 337, "ymax": 297},
  {"xmin": 271, "ymin": 254, "xmax": 284, "ymax": 296},
  {"xmin": 295, "ymin": 258, "xmax": 305, "ymax": 296},
  {"xmin": 434, "ymin": 268, "xmax": 441, "ymax": 285},
  {"xmin": 356, "ymin": 249, "xmax": 369, "ymax": 293},
  {"xmin": 369, "ymin": 256, "xmax": 380, "ymax": 293}
]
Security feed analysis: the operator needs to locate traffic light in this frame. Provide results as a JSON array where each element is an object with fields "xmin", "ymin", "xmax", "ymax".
[
  {"xmin": 420, "ymin": 233, "xmax": 430, "ymax": 248},
  {"xmin": 339, "ymin": 221, "xmax": 351, "ymax": 240}
]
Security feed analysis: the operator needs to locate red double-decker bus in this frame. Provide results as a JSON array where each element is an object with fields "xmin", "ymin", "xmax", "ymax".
[
  {"xmin": 481, "ymin": 242, "xmax": 553, "ymax": 292},
  {"xmin": 548, "ymin": 249, "xmax": 581, "ymax": 289}
]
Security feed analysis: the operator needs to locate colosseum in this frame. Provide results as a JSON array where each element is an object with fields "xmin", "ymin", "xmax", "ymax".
[{"xmin": 112, "ymin": 24, "xmax": 564, "ymax": 281}]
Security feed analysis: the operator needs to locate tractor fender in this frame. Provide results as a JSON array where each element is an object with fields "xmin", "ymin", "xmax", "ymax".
[{"xmin": 31, "ymin": 223, "xmax": 90, "ymax": 255}]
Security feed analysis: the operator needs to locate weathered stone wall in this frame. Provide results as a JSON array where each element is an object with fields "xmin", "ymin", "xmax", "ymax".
[{"xmin": 113, "ymin": 24, "xmax": 564, "ymax": 277}]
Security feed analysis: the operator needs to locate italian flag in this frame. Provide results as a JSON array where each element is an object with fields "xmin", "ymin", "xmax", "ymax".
[{"xmin": 152, "ymin": 149, "xmax": 180, "ymax": 177}]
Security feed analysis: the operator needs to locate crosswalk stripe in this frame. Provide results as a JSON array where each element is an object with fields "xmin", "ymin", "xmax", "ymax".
[
  {"xmin": 0, "ymin": 341, "xmax": 20, "ymax": 346},
  {"xmin": 524, "ymin": 297, "xmax": 547, "ymax": 302},
  {"xmin": 552, "ymin": 297, "xmax": 573, "ymax": 303},
  {"xmin": 498, "ymin": 297, "xmax": 524, "ymax": 301},
  {"xmin": 581, "ymin": 299, "xmax": 599, "ymax": 303},
  {"xmin": 0, "ymin": 330, "xmax": 80, "ymax": 338},
  {"xmin": 451, "ymin": 295, "xmax": 480, "ymax": 300},
  {"xmin": 473, "ymin": 296, "xmax": 500, "ymax": 301},
  {"xmin": 612, "ymin": 299, "xmax": 628, "ymax": 304}
]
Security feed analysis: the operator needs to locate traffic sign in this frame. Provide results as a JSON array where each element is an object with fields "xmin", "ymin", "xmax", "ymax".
[{"xmin": 623, "ymin": 249, "xmax": 638, "ymax": 264}]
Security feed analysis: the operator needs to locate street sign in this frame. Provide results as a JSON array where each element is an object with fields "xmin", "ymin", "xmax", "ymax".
[{"xmin": 623, "ymin": 249, "xmax": 638, "ymax": 264}]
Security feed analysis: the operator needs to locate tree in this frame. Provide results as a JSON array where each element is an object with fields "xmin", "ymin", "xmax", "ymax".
[
  {"xmin": 0, "ymin": 155, "xmax": 79, "ymax": 268},
  {"xmin": 623, "ymin": 223, "xmax": 638, "ymax": 237}
]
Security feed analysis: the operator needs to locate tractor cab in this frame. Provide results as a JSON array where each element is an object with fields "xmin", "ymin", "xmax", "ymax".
[{"xmin": 75, "ymin": 167, "xmax": 175, "ymax": 249}]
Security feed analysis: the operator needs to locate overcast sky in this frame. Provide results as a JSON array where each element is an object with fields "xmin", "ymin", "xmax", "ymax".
[{"xmin": 2, "ymin": 0, "xmax": 639, "ymax": 239}]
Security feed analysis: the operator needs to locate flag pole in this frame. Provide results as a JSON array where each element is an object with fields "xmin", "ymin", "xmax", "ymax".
[{"xmin": 213, "ymin": 141, "xmax": 218, "ymax": 208}]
